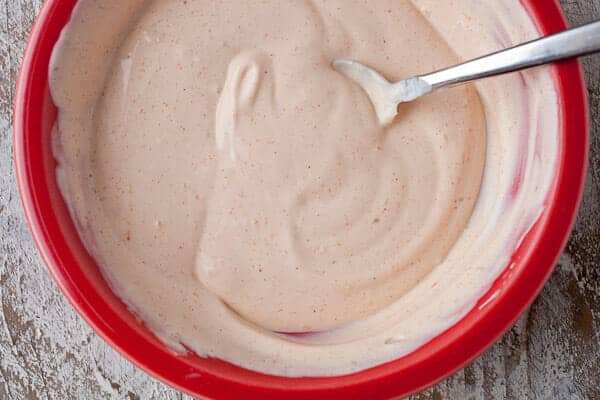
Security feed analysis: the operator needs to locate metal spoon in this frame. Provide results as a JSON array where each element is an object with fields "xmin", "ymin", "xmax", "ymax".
[{"xmin": 333, "ymin": 20, "xmax": 600, "ymax": 126}]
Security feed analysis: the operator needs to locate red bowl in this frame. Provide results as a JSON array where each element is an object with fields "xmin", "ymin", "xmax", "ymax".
[{"xmin": 13, "ymin": 1, "xmax": 588, "ymax": 399}]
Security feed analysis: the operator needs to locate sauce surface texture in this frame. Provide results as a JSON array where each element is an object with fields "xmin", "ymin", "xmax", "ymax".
[{"xmin": 50, "ymin": 0, "xmax": 558, "ymax": 376}]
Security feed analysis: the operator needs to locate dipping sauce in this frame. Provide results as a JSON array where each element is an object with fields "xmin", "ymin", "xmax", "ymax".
[{"xmin": 50, "ymin": 0, "xmax": 558, "ymax": 376}]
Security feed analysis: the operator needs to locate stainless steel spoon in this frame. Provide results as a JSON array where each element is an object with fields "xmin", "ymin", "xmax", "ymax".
[{"xmin": 333, "ymin": 20, "xmax": 600, "ymax": 126}]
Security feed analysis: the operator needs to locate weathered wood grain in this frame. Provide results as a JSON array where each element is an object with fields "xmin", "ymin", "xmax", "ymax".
[{"xmin": 0, "ymin": 1, "xmax": 598, "ymax": 399}]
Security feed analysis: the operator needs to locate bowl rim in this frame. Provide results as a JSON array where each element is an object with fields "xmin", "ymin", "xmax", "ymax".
[{"xmin": 13, "ymin": 0, "xmax": 589, "ymax": 399}]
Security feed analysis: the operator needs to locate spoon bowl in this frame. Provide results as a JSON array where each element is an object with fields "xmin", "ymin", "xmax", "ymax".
[{"xmin": 332, "ymin": 59, "xmax": 431, "ymax": 125}]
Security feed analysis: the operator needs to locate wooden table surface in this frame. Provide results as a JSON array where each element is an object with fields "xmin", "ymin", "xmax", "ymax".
[{"xmin": 1, "ymin": 1, "xmax": 598, "ymax": 399}]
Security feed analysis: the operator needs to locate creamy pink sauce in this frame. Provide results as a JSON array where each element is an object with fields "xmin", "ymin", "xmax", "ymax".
[{"xmin": 50, "ymin": 0, "xmax": 558, "ymax": 376}]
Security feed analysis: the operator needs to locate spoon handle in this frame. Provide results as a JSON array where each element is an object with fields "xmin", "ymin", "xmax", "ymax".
[{"xmin": 421, "ymin": 20, "xmax": 600, "ymax": 89}]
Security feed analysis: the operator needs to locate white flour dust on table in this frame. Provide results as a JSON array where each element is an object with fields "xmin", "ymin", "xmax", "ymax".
[{"xmin": 50, "ymin": 0, "xmax": 558, "ymax": 376}]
